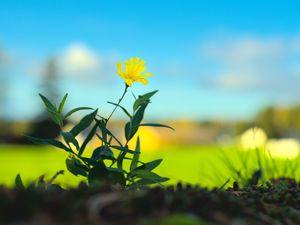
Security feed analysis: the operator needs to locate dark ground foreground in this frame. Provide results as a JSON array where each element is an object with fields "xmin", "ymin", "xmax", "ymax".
[{"xmin": 2, "ymin": 179, "xmax": 300, "ymax": 225}]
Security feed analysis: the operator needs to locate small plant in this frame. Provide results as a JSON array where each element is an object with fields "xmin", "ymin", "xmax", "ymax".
[
  {"xmin": 217, "ymin": 145, "xmax": 300, "ymax": 188},
  {"xmin": 15, "ymin": 171, "xmax": 64, "ymax": 191},
  {"xmin": 28, "ymin": 57, "xmax": 173, "ymax": 188}
]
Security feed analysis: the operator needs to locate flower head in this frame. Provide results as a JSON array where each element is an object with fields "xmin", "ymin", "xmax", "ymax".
[{"xmin": 116, "ymin": 57, "xmax": 153, "ymax": 86}]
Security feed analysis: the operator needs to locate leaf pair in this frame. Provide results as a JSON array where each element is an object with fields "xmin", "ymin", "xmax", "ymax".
[
  {"xmin": 27, "ymin": 109, "xmax": 99, "ymax": 156},
  {"xmin": 88, "ymin": 161, "xmax": 126, "ymax": 186},
  {"xmin": 128, "ymin": 158, "xmax": 169, "ymax": 187},
  {"xmin": 66, "ymin": 157, "xmax": 89, "ymax": 177},
  {"xmin": 39, "ymin": 93, "xmax": 93, "ymax": 127},
  {"xmin": 125, "ymin": 91, "xmax": 174, "ymax": 142}
]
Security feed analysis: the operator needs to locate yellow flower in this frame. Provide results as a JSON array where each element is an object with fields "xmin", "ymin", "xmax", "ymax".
[{"xmin": 116, "ymin": 57, "xmax": 153, "ymax": 86}]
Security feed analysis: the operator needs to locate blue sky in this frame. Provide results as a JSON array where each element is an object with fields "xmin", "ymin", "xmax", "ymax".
[{"xmin": 1, "ymin": 0, "xmax": 300, "ymax": 120}]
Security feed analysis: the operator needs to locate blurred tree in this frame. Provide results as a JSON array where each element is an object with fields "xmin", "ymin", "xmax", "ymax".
[
  {"xmin": 29, "ymin": 57, "xmax": 61, "ymax": 139},
  {"xmin": 289, "ymin": 105, "xmax": 300, "ymax": 134},
  {"xmin": 255, "ymin": 105, "xmax": 300, "ymax": 138},
  {"xmin": 41, "ymin": 58, "xmax": 59, "ymax": 102},
  {"xmin": 256, "ymin": 107, "xmax": 284, "ymax": 138}
]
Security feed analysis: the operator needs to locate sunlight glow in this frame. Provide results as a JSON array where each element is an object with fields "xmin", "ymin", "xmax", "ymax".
[
  {"xmin": 240, "ymin": 127, "xmax": 267, "ymax": 150},
  {"xmin": 128, "ymin": 127, "xmax": 161, "ymax": 151},
  {"xmin": 266, "ymin": 138, "xmax": 300, "ymax": 159}
]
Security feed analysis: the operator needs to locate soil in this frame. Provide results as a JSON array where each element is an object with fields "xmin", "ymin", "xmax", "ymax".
[{"xmin": 1, "ymin": 179, "xmax": 300, "ymax": 225}]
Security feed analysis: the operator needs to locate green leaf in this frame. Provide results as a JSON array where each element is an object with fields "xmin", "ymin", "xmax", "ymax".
[
  {"xmin": 132, "ymin": 104, "xmax": 147, "ymax": 126},
  {"xmin": 117, "ymin": 151, "xmax": 127, "ymax": 170},
  {"xmin": 130, "ymin": 137, "xmax": 140, "ymax": 171},
  {"xmin": 135, "ymin": 159, "xmax": 163, "ymax": 171},
  {"xmin": 39, "ymin": 93, "xmax": 57, "ymax": 112},
  {"xmin": 15, "ymin": 174, "xmax": 25, "ymax": 189},
  {"xmin": 107, "ymin": 168, "xmax": 126, "ymax": 186},
  {"xmin": 132, "ymin": 177, "xmax": 169, "ymax": 186},
  {"xmin": 107, "ymin": 101, "xmax": 132, "ymax": 118},
  {"xmin": 70, "ymin": 109, "xmax": 98, "ymax": 136},
  {"xmin": 66, "ymin": 157, "xmax": 89, "ymax": 177},
  {"xmin": 92, "ymin": 146, "xmax": 115, "ymax": 161},
  {"xmin": 58, "ymin": 93, "xmax": 68, "ymax": 113},
  {"xmin": 130, "ymin": 170, "xmax": 169, "ymax": 184},
  {"xmin": 88, "ymin": 164, "xmax": 126, "ymax": 186},
  {"xmin": 133, "ymin": 90, "xmax": 158, "ymax": 111},
  {"xmin": 62, "ymin": 132, "xmax": 79, "ymax": 150},
  {"xmin": 131, "ymin": 170, "xmax": 160, "ymax": 179},
  {"xmin": 139, "ymin": 123, "xmax": 175, "ymax": 131},
  {"xmin": 96, "ymin": 119, "xmax": 108, "ymax": 143},
  {"xmin": 79, "ymin": 123, "xmax": 98, "ymax": 156},
  {"xmin": 26, "ymin": 136, "xmax": 72, "ymax": 153},
  {"xmin": 48, "ymin": 111, "xmax": 63, "ymax": 127},
  {"xmin": 39, "ymin": 93, "xmax": 63, "ymax": 126},
  {"xmin": 111, "ymin": 145, "xmax": 135, "ymax": 154},
  {"xmin": 64, "ymin": 107, "xmax": 94, "ymax": 119},
  {"xmin": 88, "ymin": 161, "xmax": 108, "ymax": 185},
  {"xmin": 124, "ymin": 122, "xmax": 132, "ymax": 142},
  {"xmin": 125, "ymin": 104, "xmax": 148, "ymax": 142},
  {"xmin": 79, "ymin": 157, "xmax": 97, "ymax": 166}
]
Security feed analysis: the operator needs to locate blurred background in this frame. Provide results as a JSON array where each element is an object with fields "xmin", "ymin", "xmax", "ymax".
[{"xmin": 1, "ymin": 0, "xmax": 300, "ymax": 187}]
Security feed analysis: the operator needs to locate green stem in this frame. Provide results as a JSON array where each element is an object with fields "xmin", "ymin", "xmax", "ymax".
[{"xmin": 106, "ymin": 84, "xmax": 129, "ymax": 124}]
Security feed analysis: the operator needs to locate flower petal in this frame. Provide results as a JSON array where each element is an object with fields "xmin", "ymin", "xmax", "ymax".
[
  {"xmin": 136, "ymin": 77, "xmax": 148, "ymax": 85},
  {"xmin": 142, "ymin": 72, "xmax": 153, "ymax": 77},
  {"xmin": 116, "ymin": 62, "xmax": 122, "ymax": 72}
]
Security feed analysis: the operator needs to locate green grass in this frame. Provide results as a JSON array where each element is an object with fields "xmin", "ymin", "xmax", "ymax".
[
  {"xmin": 1, "ymin": 144, "xmax": 299, "ymax": 188},
  {"xmin": 0, "ymin": 144, "xmax": 223, "ymax": 187}
]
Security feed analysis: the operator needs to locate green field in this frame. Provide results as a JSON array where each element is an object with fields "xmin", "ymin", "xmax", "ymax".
[{"xmin": 0, "ymin": 144, "xmax": 299, "ymax": 188}]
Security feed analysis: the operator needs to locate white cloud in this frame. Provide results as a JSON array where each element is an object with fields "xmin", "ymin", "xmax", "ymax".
[
  {"xmin": 215, "ymin": 72, "xmax": 261, "ymax": 88},
  {"xmin": 201, "ymin": 34, "xmax": 300, "ymax": 93},
  {"xmin": 202, "ymin": 37, "xmax": 284, "ymax": 63},
  {"xmin": 59, "ymin": 42, "xmax": 102, "ymax": 75},
  {"xmin": 24, "ymin": 42, "xmax": 120, "ymax": 87}
]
